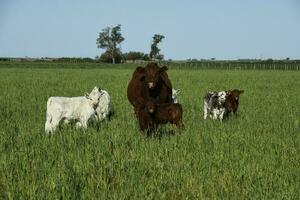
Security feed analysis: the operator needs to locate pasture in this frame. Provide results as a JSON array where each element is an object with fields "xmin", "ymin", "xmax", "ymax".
[{"xmin": 0, "ymin": 62, "xmax": 299, "ymax": 199}]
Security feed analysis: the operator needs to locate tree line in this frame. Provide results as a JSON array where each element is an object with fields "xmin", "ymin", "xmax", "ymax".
[{"xmin": 96, "ymin": 24, "xmax": 164, "ymax": 64}]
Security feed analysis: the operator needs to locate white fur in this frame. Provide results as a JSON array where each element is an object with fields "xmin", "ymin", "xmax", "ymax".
[
  {"xmin": 45, "ymin": 87, "xmax": 102, "ymax": 134},
  {"xmin": 172, "ymin": 89, "xmax": 180, "ymax": 103},
  {"xmin": 218, "ymin": 91, "xmax": 226, "ymax": 104},
  {"xmin": 95, "ymin": 89, "xmax": 111, "ymax": 121},
  {"xmin": 203, "ymin": 100, "xmax": 208, "ymax": 119},
  {"xmin": 203, "ymin": 91, "xmax": 227, "ymax": 121}
]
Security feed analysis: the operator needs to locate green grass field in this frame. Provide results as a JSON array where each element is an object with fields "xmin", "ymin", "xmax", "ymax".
[{"xmin": 0, "ymin": 63, "xmax": 299, "ymax": 199}]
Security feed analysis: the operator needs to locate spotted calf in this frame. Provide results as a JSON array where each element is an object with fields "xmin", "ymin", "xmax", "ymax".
[{"xmin": 203, "ymin": 89, "xmax": 244, "ymax": 121}]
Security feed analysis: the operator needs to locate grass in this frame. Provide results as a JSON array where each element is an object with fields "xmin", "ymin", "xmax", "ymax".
[{"xmin": 0, "ymin": 63, "xmax": 299, "ymax": 199}]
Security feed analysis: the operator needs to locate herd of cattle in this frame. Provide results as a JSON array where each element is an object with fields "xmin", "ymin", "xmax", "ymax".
[{"xmin": 45, "ymin": 62, "xmax": 243, "ymax": 134}]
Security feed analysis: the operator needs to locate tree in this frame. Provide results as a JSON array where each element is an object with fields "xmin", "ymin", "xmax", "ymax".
[
  {"xmin": 123, "ymin": 51, "xmax": 149, "ymax": 62},
  {"xmin": 149, "ymin": 34, "xmax": 165, "ymax": 60},
  {"xmin": 98, "ymin": 50, "xmax": 122, "ymax": 63},
  {"xmin": 96, "ymin": 24, "xmax": 124, "ymax": 64}
]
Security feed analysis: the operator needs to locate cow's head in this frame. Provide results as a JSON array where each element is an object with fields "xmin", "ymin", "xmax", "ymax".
[
  {"xmin": 229, "ymin": 89, "xmax": 244, "ymax": 102},
  {"xmin": 145, "ymin": 100, "xmax": 157, "ymax": 114},
  {"xmin": 225, "ymin": 89, "xmax": 244, "ymax": 113},
  {"xmin": 85, "ymin": 86, "xmax": 102, "ymax": 106},
  {"xmin": 134, "ymin": 66, "xmax": 146, "ymax": 80},
  {"xmin": 144, "ymin": 63, "xmax": 168, "ymax": 89}
]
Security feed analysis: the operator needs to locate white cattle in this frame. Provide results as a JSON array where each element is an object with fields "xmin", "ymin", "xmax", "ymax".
[
  {"xmin": 45, "ymin": 86, "xmax": 102, "ymax": 134},
  {"xmin": 95, "ymin": 89, "xmax": 111, "ymax": 121},
  {"xmin": 172, "ymin": 89, "xmax": 180, "ymax": 103}
]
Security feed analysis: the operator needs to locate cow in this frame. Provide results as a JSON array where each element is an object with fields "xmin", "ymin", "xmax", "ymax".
[
  {"xmin": 45, "ymin": 86, "xmax": 102, "ymax": 134},
  {"xmin": 203, "ymin": 89, "xmax": 244, "ymax": 121},
  {"xmin": 223, "ymin": 89, "xmax": 244, "ymax": 118},
  {"xmin": 137, "ymin": 99, "xmax": 184, "ymax": 132},
  {"xmin": 127, "ymin": 63, "xmax": 173, "ymax": 114},
  {"xmin": 95, "ymin": 89, "xmax": 112, "ymax": 121}
]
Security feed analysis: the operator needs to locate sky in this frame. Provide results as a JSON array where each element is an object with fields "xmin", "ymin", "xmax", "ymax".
[{"xmin": 0, "ymin": 0, "xmax": 300, "ymax": 60}]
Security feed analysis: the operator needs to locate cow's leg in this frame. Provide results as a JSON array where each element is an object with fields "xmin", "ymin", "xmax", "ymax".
[
  {"xmin": 78, "ymin": 117, "xmax": 88, "ymax": 129},
  {"xmin": 219, "ymin": 108, "xmax": 225, "ymax": 121},
  {"xmin": 45, "ymin": 111, "xmax": 54, "ymax": 134},
  {"xmin": 212, "ymin": 109, "xmax": 219, "ymax": 120},
  {"xmin": 45, "ymin": 120, "xmax": 52, "ymax": 134},
  {"xmin": 134, "ymin": 107, "xmax": 140, "ymax": 117},
  {"xmin": 94, "ymin": 112, "xmax": 99, "ymax": 121},
  {"xmin": 98, "ymin": 113, "xmax": 105, "ymax": 121},
  {"xmin": 175, "ymin": 119, "xmax": 184, "ymax": 130},
  {"xmin": 75, "ymin": 122, "xmax": 82, "ymax": 128},
  {"xmin": 48, "ymin": 118, "xmax": 60, "ymax": 133},
  {"xmin": 138, "ymin": 118, "xmax": 148, "ymax": 134},
  {"xmin": 203, "ymin": 101, "xmax": 208, "ymax": 119}
]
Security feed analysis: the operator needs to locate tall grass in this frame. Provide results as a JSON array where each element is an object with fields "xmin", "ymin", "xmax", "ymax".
[{"xmin": 0, "ymin": 64, "xmax": 299, "ymax": 199}]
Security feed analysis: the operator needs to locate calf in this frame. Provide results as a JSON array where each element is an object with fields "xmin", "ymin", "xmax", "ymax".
[
  {"xmin": 203, "ymin": 89, "xmax": 243, "ymax": 121},
  {"xmin": 45, "ymin": 86, "xmax": 102, "ymax": 134},
  {"xmin": 223, "ymin": 89, "xmax": 244, "ymax": 118},
  {"xmin": 136, "ymin": 106, "xmax": 155, "ymax": 135},
  {"xmin": 144, "ymin": 100, "xmax": 184, "ymax": 130},
  {"xmin": 95, "ymin": 89, "xmax": 112, "ymax": 121}
]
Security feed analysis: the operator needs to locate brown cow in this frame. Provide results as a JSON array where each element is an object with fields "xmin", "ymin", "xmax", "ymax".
[
  {"xmin": 142, "ymin": 100, "xmax": 184, "ymax": 130},
  {"xmin": 223, "ymin": 89, "xmax": 244, "ymax": 118},
  {"xmin": 127, "ymin": 63, "xmax": 173, "ymax": 116}
]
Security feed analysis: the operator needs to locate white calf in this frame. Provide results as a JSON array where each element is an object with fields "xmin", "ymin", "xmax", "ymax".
[
  {"xmin": 172, "ymin": 89, "xmax": 180, "ymax": 103},
  {"xmin": 95, "ymin": 89, "xmax": 111, "ymax": 121},
  {"xmin": 45, "ymin": 86, "xmax": 102, "ymax": 134}
]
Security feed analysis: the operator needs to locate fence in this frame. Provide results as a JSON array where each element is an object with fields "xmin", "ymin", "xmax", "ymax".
[{"xmin": 159, "ymin": 61, "xmax": 300, "ymax": 70}]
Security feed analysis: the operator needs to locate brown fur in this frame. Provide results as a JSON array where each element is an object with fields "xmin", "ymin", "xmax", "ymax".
[
  {"xmin": 136, "ymin": 107, "xmax": 155, "ymax": 135},
  {"xmin": 144, "ymin": 100, "xmax": 184, "ymax": 130},
  {"xmin": 127, "ymin": 63, "xmax": 173, "ymax": 116},
  {"xmin": 224, "ymin": 89, "xmax": 244, "ymax": 118}
]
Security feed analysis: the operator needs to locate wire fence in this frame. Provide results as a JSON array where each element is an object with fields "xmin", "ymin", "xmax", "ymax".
[
  {"xmin": 159, "ymin": 61, "xmax": 300, "ymax": 70},
  {"xmin": 1, "ymin": 60, "xmax": 300, "ymax": 70}
]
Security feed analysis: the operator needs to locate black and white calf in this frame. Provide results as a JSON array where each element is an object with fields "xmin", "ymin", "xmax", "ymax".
[
  {"xmin": 203, "ymin": 89, "xmax": 244, "ymax": 121},
  {"xmin": 203, "ymin": 91, "xmax": 227, "ymax": 120}
]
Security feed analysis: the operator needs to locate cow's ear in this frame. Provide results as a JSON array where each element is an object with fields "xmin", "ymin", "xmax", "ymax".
[
  {"xmin": 239, "ymin": 90, "xmax": 244, "ymax": 94},
  {"xmin": 136, "ymin": 66, "xmax": 145, "ymax": 73},
  {"xmin": 159, "ymin": 66, "xmax": 168, "ymax": 73},
  {"xmin": 136, "ymin": 67, "xmax": 146, "ymax": 80}
]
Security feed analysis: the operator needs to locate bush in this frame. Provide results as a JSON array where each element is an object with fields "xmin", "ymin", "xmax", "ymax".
[
  {"xmin": 98, "ymin": 51, "xmax": 122, "ymax": 63},
  {"xmin": 123, "ymin": 51, "xmax": 149, "ymax": 61}
]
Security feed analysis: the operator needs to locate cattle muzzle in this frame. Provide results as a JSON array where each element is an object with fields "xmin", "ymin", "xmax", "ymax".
[
  {"xmin": 148, "ymin": 82, "xmax": 154, "ymax": 88},
  {"xmin": 148, "ymin": 108, "xmax": 154, "ymax": 113}
]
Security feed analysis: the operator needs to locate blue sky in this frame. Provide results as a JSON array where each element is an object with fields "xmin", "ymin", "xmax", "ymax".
[{"xmin": 0, "ymin": 0, "xmax": 300, "ymax": 60}]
